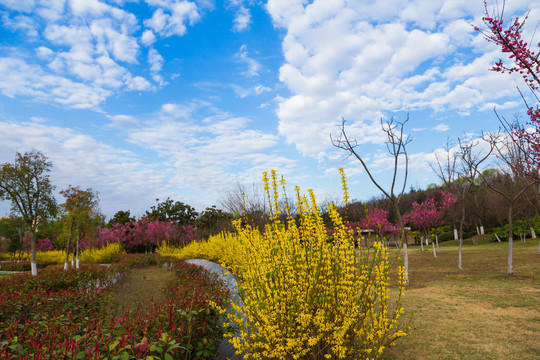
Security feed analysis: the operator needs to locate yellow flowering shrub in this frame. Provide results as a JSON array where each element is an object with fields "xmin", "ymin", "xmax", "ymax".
[
  {"xmin": 185, "ymin": 170, "xmax": 407, "ymax": 359},
  {"xmin": 36, "ymin": 250, "xmax": 64, "ymax": 262},
  {"xmin": 80, "ymin": 242, "xmax": 125, "ymax": 263},
  {"xmin": 0, "ymin": 243, "xmax": 126, "ymax": 264}
]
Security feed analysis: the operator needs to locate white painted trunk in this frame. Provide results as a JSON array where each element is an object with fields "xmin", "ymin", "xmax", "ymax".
[
  {"xmin": 31, "ymin": 262, "xmax": 37, "ymax": 276},
  {"xmin": 436, "ymin": 234, "xmax": 440, "ymax": 253},
  {"xmin": 495, "ymin": 233, "xmax": 501, "ymax": 243},
  {"xmin": 420, "ymin": 237, "xmax": 424, "ymax": 251},
  {"xmin": 432, "ymin": 241, "xmax": 437, "ymax": 259},
  {"xmin": 403, "ymin": 242, "xmax": 409, "ymax": 286},
  {"xmin": 76, "ymin": 257, "xmax": 79, "ymax": 269},
  {"xmin": 454, "ymin": 228, "xmax": 459, "ymax": 240},
  {"xmin": 480, "ymin": 226, "xmax": 485, "ymax": 235},
  {"xmin": 458, "ymin": 239, "xmax": 463, "ymax": 271},
  {"xmin": 530, "ymin": 226, "xmax": 536, "ymax": 239},
  {"xmin": 476, "ymin": 226, "xmax": 480, "ymax": 235},
  {"xmin": 508, "ymin": 238, "xmax": 513, "ymax": 275},
  {"xmin": 426, "ymin": 237, "xmax": 429, "ymax": 246},
  {"xmin": 64, "ymin": 262, "xmax": 69, "ymax": 270}
]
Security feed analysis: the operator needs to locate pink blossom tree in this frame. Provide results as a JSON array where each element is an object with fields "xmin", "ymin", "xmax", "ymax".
[
  {"xmin": 404, "ymin": 192, "xmax": 457, "ymax": 259},
  {"xmin": 476, "ymin": 1, "xmax": 540, "ymax": 176},
  {"xmin": 90, "ymin": 219, "xmax": 200, "ymax": 253},
  {"xmin": 352, "ymin": 207, "xmax": 399, "ymax": 247}
]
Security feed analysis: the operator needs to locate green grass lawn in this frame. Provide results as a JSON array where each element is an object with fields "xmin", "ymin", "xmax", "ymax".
[{"xmin": 382, "ymin": 236, "xmax": 540, "ymax": 360}]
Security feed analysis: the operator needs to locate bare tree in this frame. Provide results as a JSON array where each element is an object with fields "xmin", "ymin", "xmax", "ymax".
[
  {"xmin": 332, "ymin": 116, "xmax": 411, "ymax": 285},
  {"xmin": 219, "ymin": 178, "xmax": 270, "ymax": 229},
  {"xmin": 476, "ymin": 133, "xmax": 539, "ymax": 275},
  {"xmin": 456, "ymin": 139, "xmax": 492, "ymax": 270},
  {"xmin": 431, "ymin": 140, "xmax": 460, "ymax": 240}
]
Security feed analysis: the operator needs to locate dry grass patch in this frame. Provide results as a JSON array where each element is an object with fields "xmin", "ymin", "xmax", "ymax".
[
  {"xmin": 108, "ymin": 265, "xmax": 176, "ymax": 313},
  {"xmin": 382, "ymin": 239, "xmax": 540, "ymax": 360}
]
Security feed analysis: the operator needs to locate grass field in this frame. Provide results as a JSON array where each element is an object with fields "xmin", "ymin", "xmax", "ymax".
[{"xmin": 383, "ymin": 236, "xmax": 540, "ymax": 360}]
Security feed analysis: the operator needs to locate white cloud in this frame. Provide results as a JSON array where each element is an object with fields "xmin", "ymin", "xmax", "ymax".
[
  {"xmin": 0, "ymin": 0, "xmax": 35, "ymax": 12},
  {"xmin": 0, "ymin": 57, "xmax": 111, "ymax": 108},
  {"xmin": 144, "ymin": 1, "xmax": 200, "ymax": 37},
  {"xmin": 1, "ymin": 14, "xmax": 39, "ymax": 37},
  {"xmin": 141, "ymin": 29, "xmax": 157, "ymax": 46},
  {"xmin": 227, "ymin": 0, "xmax": 251, "ymax": 32},
  {"xmin": 266, "ymin": 0, "xmax": 537, "ymax": 157},
  {"xmin": 148, "ymin": 47, "xmax": 163, "ymax": 73},
  {"xmin": 232, "ymin": 6, "xmax": 251, "ymax": 32},
  {"xmin": 110, "ymin": 101, "xmax": 296, "ymax": 198},
  {"xmin": 125, "ymin": 74, "xmax": 152, "ymax": 90},
  {"xmin": 69, "ymin": 0, "xmax": 109, "ymax": 17},
  {"xmin": 89, "ymin": 18, "xmax": 140, "ymax": 63},
  {"xmin": 108, "ymin": 114, "xmax": 139, "ymax": 128},
  {"xmin": 433, "ymin": 124, "xmax": 450, "ymax": 132},
  {"xmin": 235, "ymin": 44, "xmax": 262, "ymax": 77},
  {"xmin": 0, "ymin": 120, "xmax": 172, "ymax": 217},
  {"xmin": 0, "ymin": 0, "xmax": 166, "ymax": 109},
  {"xmin": 36, "ymin": 46, "xmax": 55, "ymax": 59},
  {"xmin": 35, "ymin": 0, "xmax": 67, "ymax": 22}
]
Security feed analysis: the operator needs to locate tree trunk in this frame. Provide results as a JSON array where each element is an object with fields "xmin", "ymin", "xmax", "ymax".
[
  {"xmin": 530, "ymin": 226, "xmax": 536, "ymax": 239},
  {"xmin": 75, "ymin": 229, "xmax": 80, "ymax": 270},
  {"xmin": 394, "ymin": 202, "xmax": 409, "ymax": 286},
  {"xmin": 420, "ymin": 236, "xmax": 424, "ymax": 251},
  {"xmin": 454, "ymin": 228, "xmax": 459, "ymax": 240},
  {"xmin": 508, "ymin": 205, "xmax": 514, "ymax": 275},
  {"xmin": 480, "ymin": 225, "xmax": 485, "ymax": 235},
  {"xmin": 30, "ymin": 230, "xmax": 37, "ymax": 276},
  {"xmin": 64, "ymin": 225, "xmax": 72, "ymax": 270},
  {"xmin": 432, "ymin": 238, "xmax": 437, "ymax": 259},
  {"xmin": 495, "ymin": 233, "xmax": 501, "ymax": 242},
  {"xmin": 458, "ymin": 238, "xmax": 463, "ymax": 271},
  {"xmin": 403, "ymin": 241, "xmax": 409, "ymax": 284},
  {"xmin": 476, "ymin": 225, "xmax": 480, "ymax": 235},
  {"xmin": 458, "ymin": 201, "xmax": 466, "ymax": 271},
  {"xmin": 435, "ymin": 234, "xmax": 440, "ymax": 253}
]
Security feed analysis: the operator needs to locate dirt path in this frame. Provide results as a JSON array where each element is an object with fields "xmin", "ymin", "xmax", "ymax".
[{"xmin": 108, "ymin": 266, "xmax": 176, "ymax": 313}]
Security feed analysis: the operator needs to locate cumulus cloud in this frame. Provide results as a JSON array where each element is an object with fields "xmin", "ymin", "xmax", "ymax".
[
  {"xmin": 0, "ymin": 0, "xmax": 35, "ymax": 12},
  {"xmin": 0, "ymin": 0, "xmax": 196, "ymax": 108},
  {"xmin": 1, "ymin": 14, "xmax": 39, "ymax": 37},
  {"xmin": 144, "ymin": 1, "xmax": 200, "ymax": 37},
  {"xmin": 227, "ymin": 0, "xmax": 252, "ymax": 32},
  {"xmin": 141, "ymin": 29, "xmax": 157, "ymax": 46},
  {"xmin": 267, "ymin": 0, "xmax": 538, "ymax": 157}
]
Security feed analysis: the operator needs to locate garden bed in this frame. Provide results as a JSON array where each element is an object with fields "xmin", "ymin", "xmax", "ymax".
[{"xmin": 0, "ymin": 254, "xmax": 230, "ymax": 359}]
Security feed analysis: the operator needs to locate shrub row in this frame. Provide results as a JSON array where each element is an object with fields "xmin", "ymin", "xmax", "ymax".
[{"xmin": 0, "ymin": 261, "xmax": 58, "ymax": 272}]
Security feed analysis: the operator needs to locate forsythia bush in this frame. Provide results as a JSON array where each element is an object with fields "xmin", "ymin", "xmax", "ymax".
[
  {"xmin": 36, "ymin": 249, "xmax": 65, "ymax": 262},
  {"xmin": 80, "ymin": 242, "xmax": 125, "ymax": 263},
  {"xmin": 192, "ymin": 170, "xmax": 407, "ymax": 359}
]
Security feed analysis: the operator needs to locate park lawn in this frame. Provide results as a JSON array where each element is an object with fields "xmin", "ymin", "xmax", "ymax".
[{"xmin": 383, "ymin": 237, "xmax": 540, "ymax": 360}]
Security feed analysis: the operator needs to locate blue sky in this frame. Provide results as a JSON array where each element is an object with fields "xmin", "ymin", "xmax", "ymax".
[{"xmin": 0, "ymin": 0, "xmax": 538, "ymax": 219}]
